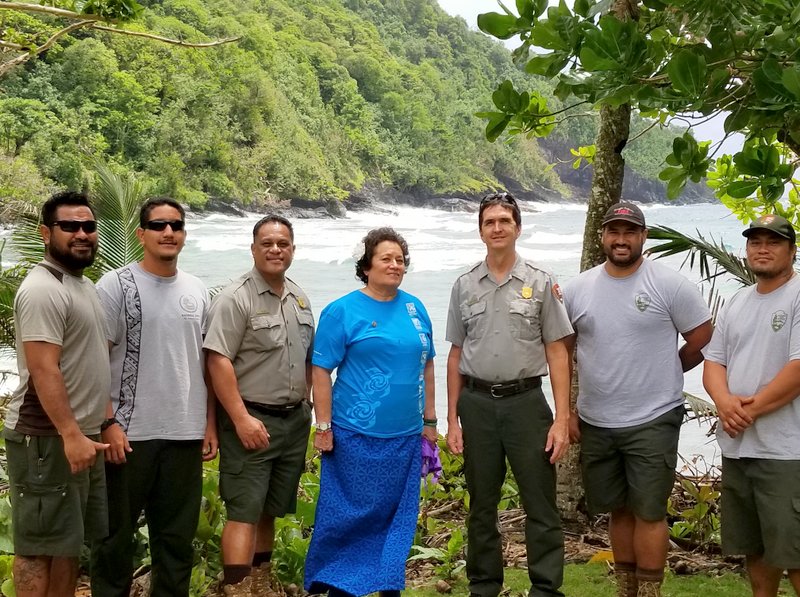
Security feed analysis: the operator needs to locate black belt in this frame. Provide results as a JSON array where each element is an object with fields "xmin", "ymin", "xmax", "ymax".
[
  {"xmin": 464, "ymin": 376, "xmax": 541, "ymax": 398},
  {"xmin": 244, "ymin": 400, "xmax": 304, "ymax": 418}
]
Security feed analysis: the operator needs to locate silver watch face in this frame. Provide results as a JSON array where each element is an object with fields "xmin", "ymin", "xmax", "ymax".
[{"xmin": 315, "ymin": 422, "xmax": 331, "ymax": 432}]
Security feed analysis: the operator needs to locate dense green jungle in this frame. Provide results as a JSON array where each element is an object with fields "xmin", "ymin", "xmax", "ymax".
[{"xmin": 0, "ymin": 0, "xmax": 705, "ymax": 218}]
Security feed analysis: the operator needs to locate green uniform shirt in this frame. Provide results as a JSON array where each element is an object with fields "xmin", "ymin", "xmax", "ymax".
[
  {"xmin": 446, "ymin": 254, "xmax": 573, "ymax": 381},
  {"xmin": 204, "ymin": 268, "xmax": 314, "ymax": 405}
]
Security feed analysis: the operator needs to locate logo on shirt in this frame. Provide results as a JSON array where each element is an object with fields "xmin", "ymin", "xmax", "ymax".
[
  {"xmin": 634, "ymin": 292, "xmax": 651, "ymax": 312},
  {"xmin": 551, "ymin": 284, "xmax": 563, "ymax": 303},
  {"xmin": 406, "ymin": 302, "xmax": 417, "ymax": 317},
  {"xmin": 521, "ymin": 286, "xmax": 533, "ymax": 299},
  {"xmin": 179, "ymin": 295, "xmax": 198, "ymax": 313},
  {"xmin": 771, "ymin": 310, "xmax": 788, "ymax": 332}
]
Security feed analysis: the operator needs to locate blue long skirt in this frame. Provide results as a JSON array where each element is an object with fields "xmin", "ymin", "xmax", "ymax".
[{"xmin": 304, "ymin": 427, "xmax": 421, "ymax": 596}]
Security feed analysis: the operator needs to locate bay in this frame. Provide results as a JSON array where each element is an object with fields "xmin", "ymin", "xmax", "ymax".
[{"xmin": 1, "ymin": 202, "xmax": 748, "ymax": 469}]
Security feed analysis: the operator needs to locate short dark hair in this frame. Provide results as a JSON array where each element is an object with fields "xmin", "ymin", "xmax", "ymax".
[
  {"xmin": 253, "ymin": 215, "xmax": 294, "ymax": 241},
  {"xmin": 355, "ymin": 227, "xmax": 410, "ymax": 284},
  {"xmin": 478, "ymin": 192, "xmax": 521, "ymax": 228},
  {"xmin": 139, "ymin": 197, "xmax": 185, "ymax": 228},
  {"xmin": 41, "ymin": 191, "xmax": 94, "ymax": 226}
]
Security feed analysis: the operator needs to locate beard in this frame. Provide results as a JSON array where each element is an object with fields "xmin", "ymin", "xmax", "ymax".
[
  {"xmin": 48, "ymin": 239, "xmax": 97, "ymax": 271},
  {"xmin": 604, "ymin": 243, "xmax": 643, "ymax": 268}
]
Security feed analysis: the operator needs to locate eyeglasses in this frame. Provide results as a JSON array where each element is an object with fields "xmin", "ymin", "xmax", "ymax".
[
  {"xmin": 480, "ymin": 192, "xmax": 517, "ymax": 206},
  {"xmin": 144, "ymin": 220, "xmax": 185, "ymax": 232},
  {"xmin": 52, "ymin": 220, "xmax": 97, "ymax": 234}
]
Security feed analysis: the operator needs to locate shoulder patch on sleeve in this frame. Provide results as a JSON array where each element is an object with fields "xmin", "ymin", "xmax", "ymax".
[{"xmin": 552, "ymin": 283, "xmax": 563, "ymax": 303}]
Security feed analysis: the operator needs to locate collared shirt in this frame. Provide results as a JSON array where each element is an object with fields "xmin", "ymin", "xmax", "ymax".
[
  {"xmin": 204, "ymin": 267, "xmax": 314, "ymax": 406},
  {"xmin": 446, "ymin": 254, "xmax": 573, "ymax": 381}
]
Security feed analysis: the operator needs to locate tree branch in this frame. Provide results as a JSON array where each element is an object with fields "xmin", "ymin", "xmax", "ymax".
[
  {"xmin": 91, "ymin": 24, "xmax": 240, "ymax": 47},
  {"xmin": 0, "ymin": 19, "xmax": 92, "ymax": 77},
  {"xmin": 0, "ymin": 2, "xmax": 107, "ymax": 22}
]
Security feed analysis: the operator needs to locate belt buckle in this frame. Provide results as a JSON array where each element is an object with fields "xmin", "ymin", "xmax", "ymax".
[{"xmin": 490, "ymin": 383, "xmax": 504, "ymax": 398}]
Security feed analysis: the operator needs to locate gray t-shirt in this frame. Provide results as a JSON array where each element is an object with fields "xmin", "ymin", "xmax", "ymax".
[
  {"xmin": 704, "ymin": 275, "xmax": 800, "ymax": 459},
  {"xmin": 445, "ymin": 254, "xmax": 573, "ymax": 381},
  {"xmin": 97, "ymin": 263, "xmax": 209, "ymax": 441},
  {"xmin": 7, "ymin": 261, "xmax": 110, "ymax": 435},
  {"xmin": 564, "ymin": 259, "xmax": 710, "ymax": 428}
]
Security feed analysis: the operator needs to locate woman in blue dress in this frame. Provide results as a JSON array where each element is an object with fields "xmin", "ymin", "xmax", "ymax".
[{"xmin": 304, "ymin": 227, "xmax": 437, "ymax": 597}]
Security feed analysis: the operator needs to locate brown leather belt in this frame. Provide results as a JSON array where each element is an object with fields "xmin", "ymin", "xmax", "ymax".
[
  {"xmin": 464, "ymin": 376, "xmax": 542, "ymax": 398},
  {"xmin": 244, "ymin": 400, "xmax": 304, "ymax": 418}
]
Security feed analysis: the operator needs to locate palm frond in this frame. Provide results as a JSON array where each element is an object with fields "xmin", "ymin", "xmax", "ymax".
[
  {"xmin": 88, "ymin": 160, "xmax": 145, "ymax": 279},
  {"xmin": 647, "ymin": 225, "xmax": 756, "ymax": 287},
  {"xmin": 0, "ymin": 265, "xmax": 25, "ymax": 354},
  {"xmin": 10, "ymin": 213, "xmax": 45, "ymax": 269}
]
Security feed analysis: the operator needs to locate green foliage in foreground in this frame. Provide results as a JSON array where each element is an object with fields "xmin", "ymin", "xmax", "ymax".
[{"xmin": 405, "ymin": 564, "xmax": 791, "ymax": 597}]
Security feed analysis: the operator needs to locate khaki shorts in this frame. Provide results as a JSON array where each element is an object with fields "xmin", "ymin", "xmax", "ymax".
[
  {"xmin": 5, "ymin": 428, "xmax": 108, "ymax": 557},
  {"xmin": 580, "ymin": 406, "xmax": 683, "ymax": 521},
  {"xmin": 721, "ymin": 457, "xmax": 800, "ymax": 569},
  {"xmin": 218, "ymin": 401, "xmax": 311, "ymax": 523}
]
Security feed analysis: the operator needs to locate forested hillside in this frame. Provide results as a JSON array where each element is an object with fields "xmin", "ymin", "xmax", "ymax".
[{"xmin": 0, "ymin": 0, "xmax": 703, "ymax": 210}]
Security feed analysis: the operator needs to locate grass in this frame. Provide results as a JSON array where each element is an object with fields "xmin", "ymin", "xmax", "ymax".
[{"xmin": 403, "ymin": 563, "xmax": 796, "ymax": 596}]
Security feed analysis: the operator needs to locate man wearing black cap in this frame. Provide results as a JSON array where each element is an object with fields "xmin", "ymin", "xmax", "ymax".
[
  {"xmin": 704, "ymin": 214, "xmax": 800, "ymax": 597},
  {"xmin": 563, "ymin": 202, "xmax": 712, "ymax": 597}
]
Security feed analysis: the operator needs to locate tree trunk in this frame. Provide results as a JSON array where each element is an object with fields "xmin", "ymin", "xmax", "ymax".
[{"xmin": 557, "ymin": 0, "xmax": 637, "ymax": 524}]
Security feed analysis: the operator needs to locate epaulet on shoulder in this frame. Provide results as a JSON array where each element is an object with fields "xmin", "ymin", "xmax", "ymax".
[
  {"xmin": 522, "ymin": 259, "xmax": 553, "ymax": 277},
  {"xmin": 463, "ymin": 261, "xmax": 483, "ymax": 276}
]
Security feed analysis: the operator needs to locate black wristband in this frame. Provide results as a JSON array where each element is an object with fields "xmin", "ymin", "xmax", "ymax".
[{"xmin": 100, "ymin": 418, "xmax": 118, "ymax": 431}]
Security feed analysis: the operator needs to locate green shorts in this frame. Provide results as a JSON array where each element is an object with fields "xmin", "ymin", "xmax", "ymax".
[
  {"xmin": 217, "ymin": 401, "xmax": 311, "ymax": 523},
  {"xmin": 721, "ymin": 457, "xmax": 800, "ymax": 569},
  {"xmin": 4, "ymin": 428, "xmax": 108, "ymax": 557},
  {"xmin": 580, "ymin": 406, "xmax": 683, "ymax": 521}
]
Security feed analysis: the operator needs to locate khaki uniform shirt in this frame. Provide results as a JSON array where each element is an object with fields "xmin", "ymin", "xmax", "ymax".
[
  {"xmin": 445, "ymin": 254, "xmax": 573, "ymax": 381},
  {"xmin": 203, "ymin": 268, "xmax": 314, "ymax": 406}
]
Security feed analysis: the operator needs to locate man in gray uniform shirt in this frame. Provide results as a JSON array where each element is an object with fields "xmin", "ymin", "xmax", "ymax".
[
  {"xmin": 563, "ymin": 203, "xmax": 712, "ymax": 597},
  {"xmin": 704, "ymin": 215, "xmax": 800, "ymax": 597},
  {"xmin": 204, "ymin": 215, "xmax": 314, "ymax": 595},
  {"xmin": 5, "ymin": 191, "xmax": 110, "ymax": 597},
  {"xmin": 446, "ymin": 192, "xmax": 573, "ymax": 597}
]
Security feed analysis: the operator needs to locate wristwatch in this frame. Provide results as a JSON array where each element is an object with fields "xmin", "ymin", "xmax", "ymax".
[
  {"xmin": 315, "ymin": 422, "xmax": 332, "ymax": 432},
  {"xmin": 100, "ymin": 417, "xmax": 119, "ymax": 431}
]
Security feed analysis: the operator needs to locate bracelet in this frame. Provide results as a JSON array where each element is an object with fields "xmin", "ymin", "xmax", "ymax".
[{"xmin": 423, "ymin": 418, "xmax": 438, "ymax": 427}]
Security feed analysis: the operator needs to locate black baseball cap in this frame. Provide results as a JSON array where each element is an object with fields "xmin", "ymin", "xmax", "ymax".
[
  {"xmin": 742, "ymin": 214, "xmax": 796, "ymax": 244},
  {"xmin": 602, "ymin": 202, "xmax": 646, "ymax": 227}
]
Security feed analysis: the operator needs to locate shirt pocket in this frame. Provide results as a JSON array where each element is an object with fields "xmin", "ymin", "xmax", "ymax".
[
  {"xmin": 460, "ymin": 300, "xmax": 487, "ymax": 337},
  {"xmin": 509, "ymin": 298, "xmax": 542, "ymax": 341},
  {"xmin": 296, "ymin": 310, "xmax": 314, "ymax": 349},
  {"xmin": 250, "ymin": 314, "xmax": 286, "ymax": 350}
]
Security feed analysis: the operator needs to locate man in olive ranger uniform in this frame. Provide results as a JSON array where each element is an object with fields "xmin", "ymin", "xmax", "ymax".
[
  {"xmin": 204, "ymin": 215, "xmax": 314, "ymax": 595},
  {"xmin": 446, "ymin": 192, "xmax": 573, "ymax": 597}
]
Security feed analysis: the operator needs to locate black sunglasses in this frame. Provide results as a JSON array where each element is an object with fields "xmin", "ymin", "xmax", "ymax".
[
  {"xmin": 480, "ymin": 192, "xmax": 517, "ymax": 206},
  {"xmin": 52, "ymin": 220, "xmax": 97, "ymax": 234},
  {"xmin": 144, "ymin": 219, "xmax": 185, "ymax": 232}
]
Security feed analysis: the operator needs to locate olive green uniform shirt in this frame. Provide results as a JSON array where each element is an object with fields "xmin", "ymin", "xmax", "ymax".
[
  {"xmin": 203, "ymin": 268, "xmax": 314, "ymax": 405},
  {"xmin": 445, "ymin": 254, "xmax": 573, "ymax": 381}
]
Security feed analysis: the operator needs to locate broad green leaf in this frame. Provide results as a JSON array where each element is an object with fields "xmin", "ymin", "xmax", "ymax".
[
  {"xmin": 667, "ymin": 174, "xmax": 687, "ymax": 199},
  {"xmin": 477, "ymin": 12, "xmax": 519, "ymax": 39},
  {"xmin": 485, "ymin": 113, "xmax": 511, "ymax": 142},
  {"xmin": 724, "ymin": 109, "xmax": 750, "ymax": 135},
  {"xmin": 587, "ymin": 0, "xmax": 612, "ymax": 18},
  {"xmin": 726, "ymin": 180, "xmax": 760, "ymax": 198},
  {"xmin": 516, "ymin": 0, "xmax": 535, "ymax": 21},
  {"xmin": 579, "ymin": 46, "xmax": 620, "ymax": 71},
  {"xmin": 782, "ymin": 67, "xmax": 800, "ymax": 100},
  {"xmin": 531, "ymin": 22, "xmax": 570, "ymax": 51},
  {"xmin": 525, "ymin": 52, "xmax": 568, "ymax": 77},
  {"xmin": 793, "ymin": 1, "xmax": 800, "ymax": 25},
  {"xmin": 753, "ymin": 59, "xmax": 792, "ymax": 103},
  {"xmin": 658, "ymin": 167, "xmax": 684, "ymax": 181},
  {"xmin": 573, "ymin": 0, "xmax": 591, "ymax": 17},
  {"xmin": 667, "ymin": 49, "xmax": 706, "ymax": 97}
]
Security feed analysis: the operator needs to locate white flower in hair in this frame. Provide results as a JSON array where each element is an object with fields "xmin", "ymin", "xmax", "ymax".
[{"xmin": 351, "ymin": 239, "xmax": 366, "ymax": 262}]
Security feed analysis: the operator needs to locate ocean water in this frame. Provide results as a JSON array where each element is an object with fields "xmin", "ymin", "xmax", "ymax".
[{"xmin": 1, "ymin": 202, "xmax": 749, "ymax": 468}]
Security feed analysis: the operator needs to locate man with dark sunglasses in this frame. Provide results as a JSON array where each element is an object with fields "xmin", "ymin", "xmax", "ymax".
[
  {"xmin": 446, "ymin": 192, "xmax": 573, "ymax": 597},
  {"xmin": 90, "ymin": 197, "xmax": 215, "ymax": 597},
  {"xmin": 5, "ymin": 191, "xmax": 111, "ymax": 597}
]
